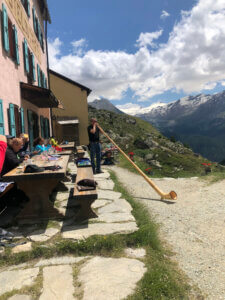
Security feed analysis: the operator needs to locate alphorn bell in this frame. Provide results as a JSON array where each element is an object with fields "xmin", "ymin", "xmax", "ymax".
[{"xmin": 97, "ymin": 124, "xmax": 177, "ymax": 200}]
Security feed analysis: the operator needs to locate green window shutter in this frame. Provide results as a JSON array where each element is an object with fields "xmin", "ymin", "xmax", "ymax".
[
  {"xmin": 44, "ymin": 77, "xmax": 47, "ymax": 89},
  {"xmin": 9, "ymin": 103, "xmax": 16, "ymax": 137},
  {"xmin": 20, "ymin": 108, "xmax": 25, "ymax": 133},
  {"xmin": 27, "ymin": 110, "xmax": 34, "ymax": 151},
  {"xmin": 37, "ymin": 64, "xmax": 41, "ymax": 86},
  {"xmin": 42, "ymin": 72, "xmax": 45, "ymax": 88},
  {"xmin": 44, "ymin": 118, "xmax": 50, "ymax": 139},
  {"xmin": 31, "ymin": 53, "xmax": 36, "ymax": 81},
  {"xmin": 23, "ymin": 38, "xmax": 29, "ymax": 73},
  {"xmin": 37, "ymin": 21, "xmax": 41, "ymax": 42},
  {"xmin": 40, "ymin": 32, "xmax": 44, "ymax": 51},
  {"xmin": 32, "ymin": 7, "xmax": 36, "ymax": 32},
  {"xmin": 0, "ymin": 100, "xmax": 5, "ymax": 135},
  {"xmin": 27, "ymin": 0, "xmax": 30, "ymax": 17},
  {"xmin": 13, "ymin": 25, "xmax": 20, "ymax": 65},
  {"xmin": 40, "ymin": 116, "xmax": 45, "ymax": 138},
  {"xmin": 2, "ymin": 3, "xmax": 9, "ymax": 53}
]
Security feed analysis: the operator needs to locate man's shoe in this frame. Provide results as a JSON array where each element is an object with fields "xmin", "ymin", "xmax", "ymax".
[{"xmin": 96, "ymin": 170, "xmax": 104, "ymax": 174}]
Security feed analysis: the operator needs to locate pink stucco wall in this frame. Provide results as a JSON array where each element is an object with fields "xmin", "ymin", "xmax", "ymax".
[{"xmin": 0, "ymin": 0, "xmax": 50, "ymax": 135}]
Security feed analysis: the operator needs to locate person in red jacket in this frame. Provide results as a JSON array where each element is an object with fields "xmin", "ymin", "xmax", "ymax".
[{"xmin": 0, "ymin": 135, "xmax": 7, "ymax": 174}]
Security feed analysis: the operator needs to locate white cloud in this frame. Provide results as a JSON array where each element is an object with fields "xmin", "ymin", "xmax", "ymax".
[
  {"xmin": 116, "ymin": 103, "xmax": 142, "ymax": 115},
  {"xmin": 160, "ymin": 10, "xmax": 170, "ymax": 19},
  {"xmin": 48, "ymin": 37, "xmax": 62, "ymax": 66},
  {"xmin": 48, "ymin": 0, "xmax": 225, "ymax": 102},
  {"xmin": 135, "ymin": 30, "xmax": 163, "ymax": 48},
  {"xmin": 71, "ymin": 38, "xmax": 87, "ymax": 56}
]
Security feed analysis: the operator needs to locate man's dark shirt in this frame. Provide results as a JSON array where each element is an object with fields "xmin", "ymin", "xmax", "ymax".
[
  {"xmin": 1, "ymin": 146, "xmax": 24, "ymax": 176},
  {"xmin": 87, "ymin": 125, "xmax": 100, "ymax": 142}
]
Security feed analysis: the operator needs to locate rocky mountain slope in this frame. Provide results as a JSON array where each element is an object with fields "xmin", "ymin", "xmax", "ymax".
[
  {"xmin": 89, "ymin": 98, "xmax": 123, "ymax": 114},
  {"xmin": 135, "ymin": 91, "xmax": 225, "ymax": 162},
  {"xmin": 88, "ymin": 106, "xmax": 223, "ymax": 177}
]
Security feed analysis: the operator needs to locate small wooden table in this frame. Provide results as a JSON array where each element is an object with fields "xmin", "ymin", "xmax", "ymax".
[
  {"xmin": 59, "ymin": 142, "xmax": 75, "ymax": 151},
  {"xmin": 3, "ymin": 155, "xmax": 70, "ymax": 223}
]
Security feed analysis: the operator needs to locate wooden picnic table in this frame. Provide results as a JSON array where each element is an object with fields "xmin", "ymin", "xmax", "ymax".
[
  {"xmin": 3, "ymin": 155, "xmax": 70, "ymax": 223},
  {"xmin": 59, "ymin": 150, "xmax": 73, "ymax": 155},
  {"xmin": 59, "ymin": 142, "xmax": 75, "ymax": 150}
]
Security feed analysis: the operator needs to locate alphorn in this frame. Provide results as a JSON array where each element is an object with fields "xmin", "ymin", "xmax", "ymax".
[{"xmin": 97, "ymin": 124, "xmax": 177, "ymax": 200}]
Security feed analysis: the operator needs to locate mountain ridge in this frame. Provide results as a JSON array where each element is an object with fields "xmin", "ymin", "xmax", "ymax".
[
  {"xmin": 89, "ymin": 98, "xmax": 123, "ymax": 114},
  {"xmin": 135, "ymin": 90, "xmax": 225, "ymax": 162}
]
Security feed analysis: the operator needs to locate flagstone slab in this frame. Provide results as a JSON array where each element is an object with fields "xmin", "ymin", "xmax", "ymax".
[
  {"xmin": 58, "ymin": 207, "xmax": 76, "ymax": 218},
  {"xmin": 35, "ymin": 256, "xmax": 89, "ymax": 267},
  {"xmin": 125, "ymin": 248, "xmax": 146, "ymax": 258},
  {"xmin": 78, "ymin": 257, "xmax": 146, "ymax": 300},
  {"xmin": 94, "ymin": 172, "xmax": 110, "ymax": 179},
  {"xmin": 8, "ymin": 295, "xmax": 32, "ymax": 300},
  {"xmin": 91, "ymin": 199, "xmax": 112, "ymax": 209},
  {"xmin": 0, "ymin": 268, "xmax": 39, "ymax": 296},
  {"xmin": 97, "ymin": 180, "xmax": 115, "ymax": 190},
  {"xmin": 98, "ymin": 212, "xmax": 135, "ymax": 223},
  {"xmin": 7, "ymin": 263, "xmax": 29, "ymax": 271},
  {"xmin": 12, "ymin": 242, "xmax": 32, "ymax": 254},
  {"xmin": 28, "ymin": 228, "xmax": 59, "ymax": 242},
  {"xmin": 56, "ymin": 192, "xmax": 70, "ymax": 201},
  {"xmin": 39, "ymin": 265, "xmax": 75, "ymax": 300},
  {"xmin": 97, "ymin": 190, "xmax": 122, "ymax": 200},
  {"xmin": 98, "ymin": 199, "xmax": 132, "ymax": 214},
  {"xmin": 62, "ymin": 222, "xmax": 138, "ymax": 240}
]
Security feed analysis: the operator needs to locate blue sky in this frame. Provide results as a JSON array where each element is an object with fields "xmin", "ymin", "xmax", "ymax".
[{"xmin": 47, "ymin": 0, "xmax": 225, "ymax": 113}]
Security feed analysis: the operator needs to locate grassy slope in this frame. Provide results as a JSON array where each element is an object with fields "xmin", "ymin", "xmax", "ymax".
[{"xmin": 89, "ymin": 107, "xmax": 225, "ymax": 178}]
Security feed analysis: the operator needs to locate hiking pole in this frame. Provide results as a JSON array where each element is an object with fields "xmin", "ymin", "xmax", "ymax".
[{"xmin": 97, "ymin": 124, "xmax": 177, "ymax": 200}]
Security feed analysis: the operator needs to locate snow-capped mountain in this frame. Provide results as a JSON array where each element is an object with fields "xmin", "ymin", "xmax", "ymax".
[
  {"xmin": 116, "ymin": 102, "xmax": 167, "ymax": 116},
  {"xmin": 136, "ymin": 91, "xmax": 225, "ymax": 162}
]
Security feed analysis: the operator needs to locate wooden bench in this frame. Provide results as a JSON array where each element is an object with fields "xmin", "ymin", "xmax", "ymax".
[
  {"xmin": 73, "ymin": 166, "xmax": 98, "ymax": 221},
  {"xmin": 75, "ymin": 146, "xmax": 86, "ymax": 159}
]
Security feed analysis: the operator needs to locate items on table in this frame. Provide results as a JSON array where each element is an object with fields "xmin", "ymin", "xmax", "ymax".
[{"xmin": 76, "ymin": 158, "xmax": 92, "ymax": 167}]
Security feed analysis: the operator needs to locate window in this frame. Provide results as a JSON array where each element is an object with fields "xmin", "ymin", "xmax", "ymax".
[
  {"xmin": 27, "ymin": 48, "xmax": 36, "ymax": 83},
  {"xmin": 28, "ymin": 110, "xmax": 39, "ymax": 150},
  {"xmin": 14, "ymin": 105, "xmax": 21, "ymax": 137},
  {"xmin": 37, "ymin": 65, "xmax": 47, "ymax": 88},
  {"xmin": 1, "ymin": 3, "xmax": 20, "ymax": 64},
  {"xmin": 44, "ymin": 118, "xmax": 50, "ymax": 139},
  {"xmin": 32, "ymin": 6, "xmax": 44, "ymax": 52},
  {"xmin": 23, "ymin": 39, "xmax": 36, "ymax": 82},
  {"xmin": 21, "ymin": 0, "xmax": 30, "ymax": 18},
  {"xmin": 8, "ymin": 104, "xmax": 22, "ymax": 137}
]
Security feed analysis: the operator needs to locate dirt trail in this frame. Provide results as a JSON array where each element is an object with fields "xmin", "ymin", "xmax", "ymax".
[{"xmin": 110, "ymin": 166, "xmax": 225, "ymax": 300}]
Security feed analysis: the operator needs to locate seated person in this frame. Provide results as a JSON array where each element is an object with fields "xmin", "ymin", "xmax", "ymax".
[
  {"xmin": 0, "ymin": 135, "xmax": 7, "ymax": 174},
  {"xmin": 1, "ymin": 138, "xmax": 29, "ymax": 176},
  {"xmin": 17, "ymin": 133, "xmax": 30, "ymax": 158},
  {"xmin": 102, "ymin": 150, "xmax": 114, "ymax": 165},
  {"xmin": 33, "ymin": 137, "xmax": 51, "ymax": 154},
  {"xmin": 0, "ymin": 138, "xmax": 29, "ymax": 212}
]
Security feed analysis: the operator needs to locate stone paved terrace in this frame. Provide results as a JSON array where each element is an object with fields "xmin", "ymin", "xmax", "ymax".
[{"xmin": 0, "ymin": 162, "xmax": 146, "ymax": 299}]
